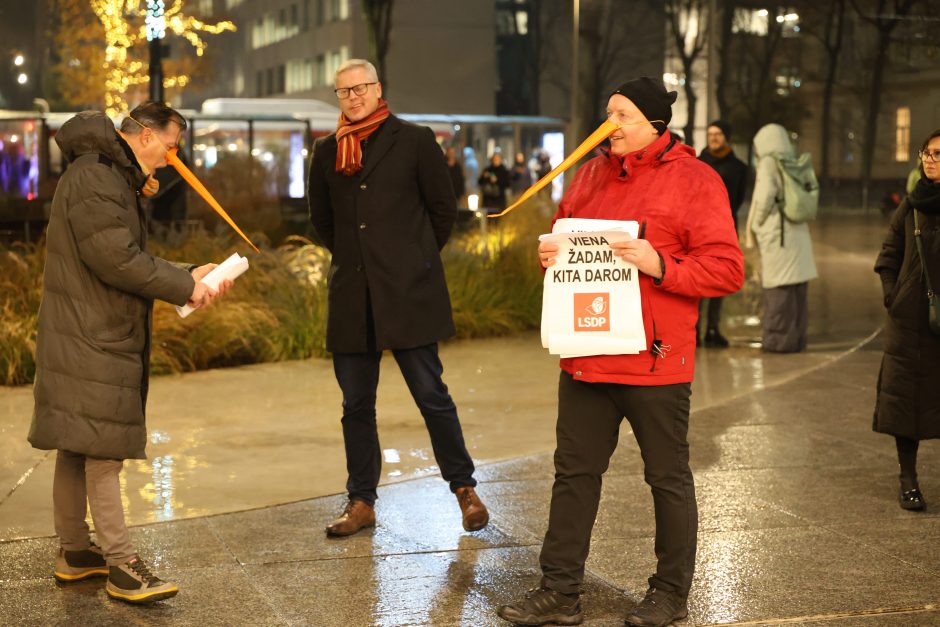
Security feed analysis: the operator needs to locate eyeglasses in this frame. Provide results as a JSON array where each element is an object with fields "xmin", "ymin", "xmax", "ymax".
[
  {"xmin": 334, "ymin": 82, "xmax": 377, "ymax": 99},
  {"xmin": 127, "ymin": 116, "xmax": 177, "ymax": 153},
  {"xmin": 921, "ymin": 149, "xmax": 940, "ymax": 163}
]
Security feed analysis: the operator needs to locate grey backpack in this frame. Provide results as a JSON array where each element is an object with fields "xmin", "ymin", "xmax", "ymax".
[{"xmin": 774, "ymin": 153, "xmax": 819, "ymax": 245}]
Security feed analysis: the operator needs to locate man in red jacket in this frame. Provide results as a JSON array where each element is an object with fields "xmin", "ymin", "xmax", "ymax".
[{"xmin": 497, "ymin": 77, "xmax": 744, "ymax": 627}]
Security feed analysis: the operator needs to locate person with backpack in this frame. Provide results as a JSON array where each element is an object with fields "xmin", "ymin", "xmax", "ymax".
[{"xmin": 745, "ymin": 123, "xmax": 818, "ymax": 353}]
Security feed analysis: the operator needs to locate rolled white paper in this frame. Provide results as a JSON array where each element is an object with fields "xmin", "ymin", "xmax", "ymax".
[{"xmin": 176, "ymin": 252, "xmax": 249, "ymax": 319}]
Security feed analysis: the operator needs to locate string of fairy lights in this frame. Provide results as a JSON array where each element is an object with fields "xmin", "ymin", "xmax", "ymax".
[{"xmin": 89, "ymin": 0, "xmax": 235, "ymax": 116}]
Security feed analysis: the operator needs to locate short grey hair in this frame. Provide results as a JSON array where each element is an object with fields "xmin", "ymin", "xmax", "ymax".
[{"xmin": 334, "ymin": 59, "xmax": 379, "ymax": 84}]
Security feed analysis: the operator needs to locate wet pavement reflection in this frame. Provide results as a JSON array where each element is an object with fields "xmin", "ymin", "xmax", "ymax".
[{"xmin": 3, "ymin": 214, "xmax": 939, "ymax": 625}]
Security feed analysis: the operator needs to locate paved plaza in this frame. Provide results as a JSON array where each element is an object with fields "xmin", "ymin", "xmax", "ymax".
[{"xmin": 2, "ymin": 215, "xmax": 940, "ymax": 626}]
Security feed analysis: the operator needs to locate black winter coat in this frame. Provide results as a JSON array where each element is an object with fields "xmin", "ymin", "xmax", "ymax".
[
  {"xmin": 308, "ymin": 115, "xmax": 457, "ymax": 353},
  {"xmin": 698, "ymin": 148, "xmax": 748, "ymax": 227},
  {"xmin": 873, "ymin": 198, "xmax": 940, "ymax": 439}
]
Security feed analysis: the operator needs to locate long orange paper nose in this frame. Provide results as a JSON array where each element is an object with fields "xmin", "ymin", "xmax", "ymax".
[
  {"xmin": 488, "ymin": 120, "xmax": 619, "ymax": 218},
  {"xmin": 166, "ymin": 148, "xmax": 260, "ymax": 253}
]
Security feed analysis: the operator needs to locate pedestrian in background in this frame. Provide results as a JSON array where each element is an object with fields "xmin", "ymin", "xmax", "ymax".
[
  {"xmin": 445, "ymin": 146, "xmax": 465, "ymax": 205},
  {"xmin": 307, "ymin": 59, "xmax": 489, "ymax": 537},
  {"xmin": 697, "ymin": 119, "xmax": 748, "ymax": 347},
  {"xmin": 745, "ymin": 123, "xmax": 817, "ymax": 353},
  {"xmin": 510, "ymin": 151, "xmax": 532, "ymax": 195},
  {"xmin": 873, "ymin": 129, "xmax": 940, "ymax": 511},
  {"xmin": 28, "ymin": 102, "xmax": 229, "ymax": 604},
  {"xmin": 479, "ymin": 152, "xmax": 510, "ymax": 211}
]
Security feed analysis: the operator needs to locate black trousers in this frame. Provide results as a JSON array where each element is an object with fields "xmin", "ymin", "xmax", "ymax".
[
  {"xmin": 332, "ymin": 343, "xmax": 477, "ymax": 505},
  {"xmin": 696, "ymin": 297, "xmax": 723, "ymax": 335},
  {"xmin": 539, "ymin": 372, "xmax": 696, "ymax": 597}
]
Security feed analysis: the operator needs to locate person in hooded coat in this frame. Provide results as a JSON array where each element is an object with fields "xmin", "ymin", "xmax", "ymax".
[
  {"xmin": 28, "ymin": 102, "xmax": 226, "ymax": 604},
  {"xmin": 873, "ymin": 129, "xmax": 940, "ymax": 511},
  {"xmin": 745, "ymin": 123, "xmax": 818, "ymax": 352}
]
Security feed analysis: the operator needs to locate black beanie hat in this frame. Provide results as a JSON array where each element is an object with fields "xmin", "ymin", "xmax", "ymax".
[
  {"xmin": 708, "ymin": 119, "xmax": 732, "ymax": 141},
  {"xmin": 609, "ymin": 77, "xmax": 677, "ymax": 135}
]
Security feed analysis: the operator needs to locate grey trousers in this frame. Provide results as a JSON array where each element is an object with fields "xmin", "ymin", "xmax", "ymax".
[
  {"xmin": 539, "ymin": 372, "xmax": 696, "ymax": 597},
  {"xmin": 54, "ymin": 450, "xmax": 135, "ymax": 566},
  {"xmin": 762, "ymin": 282, "xmax": 809, "ymax": 353}
]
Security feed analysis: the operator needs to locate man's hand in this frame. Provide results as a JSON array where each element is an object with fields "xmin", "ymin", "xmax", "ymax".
[
  {"xmin": 187, "ymin": 282, "xmax": 218, "ymax": 309},
  {"xmin": 538, "ymin": 241, "xmax": 560, "ymax": 268},
  {"xmin": 609, "ymin": 239, "xmax": 663, "ymax": 279},
  {"xmin": 187, "ymin": 264, "xmax": 234, "ymax": 309}
]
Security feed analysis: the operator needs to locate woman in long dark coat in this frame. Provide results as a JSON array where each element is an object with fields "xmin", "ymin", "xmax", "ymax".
[{"xmin": 874, "ymin": 129, "xmax": 940, "ymax": 511}]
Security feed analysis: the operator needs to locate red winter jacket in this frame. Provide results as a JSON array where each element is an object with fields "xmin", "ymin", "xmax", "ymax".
[{"xmin": 554, "ymin": 131, "xmax": 744, "ymax": 385}]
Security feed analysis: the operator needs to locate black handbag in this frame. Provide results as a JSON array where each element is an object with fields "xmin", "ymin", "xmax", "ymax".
[{"xmin": 913, "ymin": 209, "xmax": 940, "ymax": 337}]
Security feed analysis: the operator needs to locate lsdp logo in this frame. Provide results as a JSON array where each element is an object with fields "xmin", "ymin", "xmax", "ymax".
[{"xmin": 573, "ymin": 292, "xmax": 610, "ymax": 332}]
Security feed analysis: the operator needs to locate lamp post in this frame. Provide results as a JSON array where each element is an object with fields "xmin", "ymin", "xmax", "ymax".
[
  {"xmin": 567, "ymin": 0, "xmax": 579, "ymax": 190},
  {"xmin": 146, "ymin": 0, "xmax": 167, "ymax": 103}
]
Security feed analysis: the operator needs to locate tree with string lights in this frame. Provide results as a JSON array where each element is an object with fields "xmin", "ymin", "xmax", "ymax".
[{"xmin": 47, "ymin": 0, "xmax": 235, "ymax": 116}]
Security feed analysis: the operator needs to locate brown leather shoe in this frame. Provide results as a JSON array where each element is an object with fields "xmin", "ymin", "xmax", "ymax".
[
  {"xmin": 325, "ymin": 499, "xmax": 375, "ymax": 537},
  {"xmin": 455, "ymin": 486, "xmax": 489, "ymax": 531}
]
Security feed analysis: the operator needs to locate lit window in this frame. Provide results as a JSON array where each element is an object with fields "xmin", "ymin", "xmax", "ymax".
[{"xmin": 896, "ymin": 107, "xmax": 911, "ymax": 162}]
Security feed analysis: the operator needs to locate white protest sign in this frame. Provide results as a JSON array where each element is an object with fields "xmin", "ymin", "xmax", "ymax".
[{"xmin": 539, "ymin": 219, "xmax": 646, "ymax": 357}]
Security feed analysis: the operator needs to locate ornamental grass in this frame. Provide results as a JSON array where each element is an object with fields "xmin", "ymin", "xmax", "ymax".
[{"xmin": 0, "ymin": 203, "xmax": 550, "ymax": 386}]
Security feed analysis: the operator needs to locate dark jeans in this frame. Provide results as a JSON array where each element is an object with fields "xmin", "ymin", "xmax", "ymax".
[
  {"xmin": 333, "ymin": 343, "xmax": 477, "ymax": 505},
  {"xmin": 539, "ymin": 372, "xmax": 696, "ymax": 597}
]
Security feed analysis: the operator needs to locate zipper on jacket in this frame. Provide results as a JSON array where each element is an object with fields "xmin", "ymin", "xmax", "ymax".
[{"xmin": 644, "ymin": 276, "xmax": 663, "ymax": 372}]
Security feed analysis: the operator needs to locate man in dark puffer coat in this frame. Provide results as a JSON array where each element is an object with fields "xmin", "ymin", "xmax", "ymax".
[{"xmin": 28, "ymin": 102, "xmax": 225, "ymax": 604}]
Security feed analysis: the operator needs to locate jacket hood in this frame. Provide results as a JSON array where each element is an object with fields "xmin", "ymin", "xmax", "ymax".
[
  {"xmin": 56, "ymin": 111, "xmax": 137, "ymax": 168},
  {"xmin": 753, "ymin": 123, "xmax": 793, "ymax": 159}
]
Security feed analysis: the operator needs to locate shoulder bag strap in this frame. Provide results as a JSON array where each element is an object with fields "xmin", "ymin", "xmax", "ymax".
[{"xmin": 913, "ymin": 210, "xmax": 935, "ymax": 299}]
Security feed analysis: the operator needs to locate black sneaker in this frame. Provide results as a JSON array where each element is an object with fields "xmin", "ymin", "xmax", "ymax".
[
  {"xmin": 106, "ymin": 556, "xmax": 178, "ymax": 604},
  {"xmin": 624, "ymin": 587, "xmax": 688, "ymax": 626},
  {"xmin": 703, "ymin": 329, "xmax": 729, "ymax": 348},
  {"xmin": 497, "ymin": 586, "xmax": 583, "ymax": 625},
  {"xmin": 54, "ymin": 543, "xmax": 109, "ymax": 582}
]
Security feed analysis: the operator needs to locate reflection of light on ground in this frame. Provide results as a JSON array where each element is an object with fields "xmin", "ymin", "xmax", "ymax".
[
  {"xmin": 140, "ymin": 455, "xmax": 175, "ymax": 521},
  {"xmin": 372, "ymin": 555, "xmax": 450, "ymax": 626},
  {"xmin": 698, "ymin": 534, "xmax": 748, "ymax": 623},
  {"xmin": 149, "ymin": 430, "xmax": 171, "ymax": 445},
  {"xmin": 409, "ymin": 449, "xmax": 430, "ymax": 461},
  {"xmin": 729, "ymin": 356, "xmax": 765, "ymax": 390},
  {"xmin": 382, "ymin": 449, "xmax": 401, "ymax": 463}
]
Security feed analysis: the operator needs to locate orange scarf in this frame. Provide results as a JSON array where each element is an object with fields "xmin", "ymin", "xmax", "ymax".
[
  {"xmin": 335, "ymin": 100, "xmax": 391, "ymax": 176},
  {"xmin": 708, "ymin": 144, "xmax": 733, "ymax": 159}
]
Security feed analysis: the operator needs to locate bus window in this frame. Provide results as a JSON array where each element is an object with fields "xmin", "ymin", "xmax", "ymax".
[
  {"xmin": 253, "ymin": 121, "xmax": 308, "ymax": 199},
  {"xmin": 0, "ymin": 119, "xmax": 40, "ymax": 200},
  {"xmin": 190, "ymin": 120, "xmax": 250, "ymax": 170}
]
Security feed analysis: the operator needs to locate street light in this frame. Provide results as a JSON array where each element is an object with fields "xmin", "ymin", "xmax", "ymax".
[
  {"xmin": 17, "ymin": 73, "xmax": 28, "ymax": 85},
  {"xmin": 13, "ymin": 54, "xmax": 24, "ymax": 67},
  {"xmin": 147, "ymin": 0, "xmax": 167, "ymax": 102}
]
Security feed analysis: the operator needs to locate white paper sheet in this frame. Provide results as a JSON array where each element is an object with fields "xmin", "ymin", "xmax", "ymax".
[
  {"xmin": 176, "ymin": 252, "xmax": 250, "ymax": 319},
  {"xmin": 539, "ymin": 219, "xmax": 647, "ymax": 357}
]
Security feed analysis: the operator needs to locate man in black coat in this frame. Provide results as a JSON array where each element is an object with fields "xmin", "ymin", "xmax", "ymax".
[
  {"xmin": 308, "ymin": 59, "xmax": 489, "ymax": 537},
  {"xmin": 696, "ymin": 119, "xmax": 748, "ymax": 348}
]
